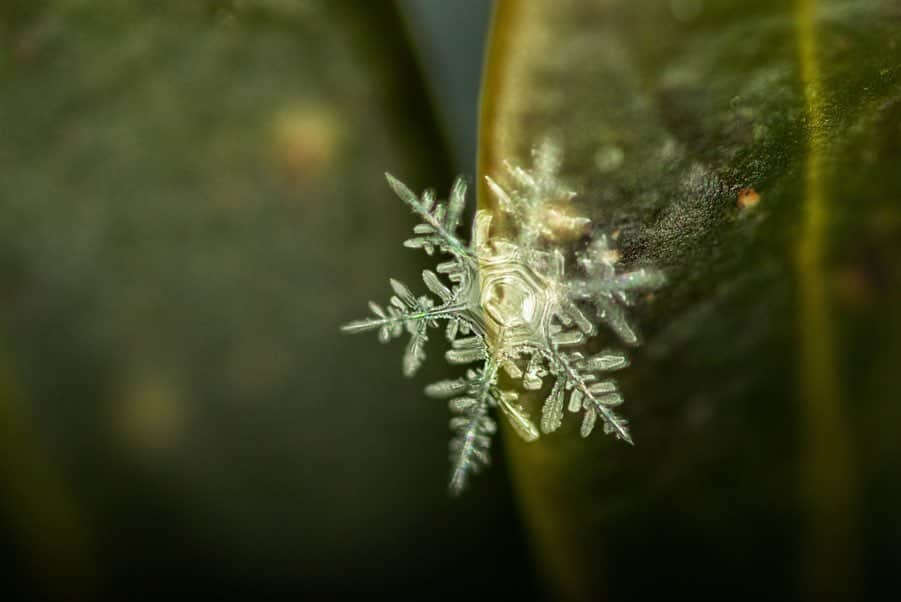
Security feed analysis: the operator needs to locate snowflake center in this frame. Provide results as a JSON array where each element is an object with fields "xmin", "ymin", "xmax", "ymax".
[{"xmin": 482, "ymin": 278, "xmax": 536, "ymax": 328}]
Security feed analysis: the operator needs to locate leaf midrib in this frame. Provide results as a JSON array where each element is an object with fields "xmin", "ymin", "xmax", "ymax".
[{"xmin": 796, "ymin": 0, "xmax": 858, "ymax": 596}]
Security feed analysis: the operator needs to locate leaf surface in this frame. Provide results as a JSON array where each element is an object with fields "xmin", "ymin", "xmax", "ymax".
[{"xmin": 480, "ymin": 1, "xmax": 901, "ymax": 599}]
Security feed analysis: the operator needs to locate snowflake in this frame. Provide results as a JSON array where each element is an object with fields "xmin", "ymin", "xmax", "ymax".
[{"xmin": 342, "ymin": 141, "xmax": 664, "ymax": 495}]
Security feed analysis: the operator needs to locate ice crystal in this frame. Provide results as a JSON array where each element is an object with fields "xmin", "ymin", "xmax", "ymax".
[{"xmin": 342, "ymin": 141, "xmax": 664, "ymax": 495}]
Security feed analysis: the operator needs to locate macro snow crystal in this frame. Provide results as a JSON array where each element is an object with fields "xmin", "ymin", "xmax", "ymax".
[{"xmin": 342, "ymin": 141, "xmax": 664, "ymax": 495}]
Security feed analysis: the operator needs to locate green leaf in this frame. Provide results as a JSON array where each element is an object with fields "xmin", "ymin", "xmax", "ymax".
[
  {"xmin": 0, "ymin": 0, "xmax": 458, "ymax": 594},
  {"xmin": 480, "ymin": 1, "xmax": 901, "ymax": 599}
]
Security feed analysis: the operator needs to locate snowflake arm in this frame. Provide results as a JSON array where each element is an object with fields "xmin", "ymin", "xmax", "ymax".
[
  {"xmin": 340, "ymin": 277, "xmax": 466, "ymax": 377},
  {"xmin": 385, "ymin": 173, "xmax": 473, "ymax": 260},
  {"xmin": 569, "ymin": 235, "xmax": 666, "ymax": 345},
  {"xmin": 427, "ymin": 357, "xmax": 501, "ymax": 496},
  {"xmin": 485, "ymin": 139, "xmax": 589, "ymax": 247},
  {"xmin": 540, "ymin": 347, "xmax": 633, "ymax": 444}
]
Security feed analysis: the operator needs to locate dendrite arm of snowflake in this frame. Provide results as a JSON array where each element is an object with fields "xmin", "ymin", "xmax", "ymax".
[
  {"xmin": 568, "ymin": 235, "xmax": 666, "ymax": 345},
  {"xmin": 341, "ymin": 276, "xmax": 463, "ymax": 377},
  {"xmin": 427, "ymin": 360, "xmax": 495, "ymax": 496},
  {"xmin": 541, "ymin": 348, "xmax": 633, "ymax": 443},
  {"xmin": 485, "ymin": 139, "xmax": 590, "ymax": 246},
  {"xmin": 385, "ymin": 173, "xmax": 472, "ymax": 260}
]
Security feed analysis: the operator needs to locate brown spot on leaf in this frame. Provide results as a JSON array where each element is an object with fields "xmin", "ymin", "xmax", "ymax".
[
  {"xmin": 268, "ymin": 105, "xmax": 342, "ymax": 190},
  {"xmin": 737, "ymin": 187, "xmax": 760, "ymax": 209}
]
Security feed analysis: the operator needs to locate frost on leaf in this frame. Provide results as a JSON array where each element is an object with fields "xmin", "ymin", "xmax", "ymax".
[{"xmin": 342, "ymin": 141, "xmax": 664, "ymax": 495}]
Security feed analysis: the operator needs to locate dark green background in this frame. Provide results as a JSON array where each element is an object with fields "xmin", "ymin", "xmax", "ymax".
[{"xmin": 0, "ymin": 1, "xmax": 533, "ymax": 598}]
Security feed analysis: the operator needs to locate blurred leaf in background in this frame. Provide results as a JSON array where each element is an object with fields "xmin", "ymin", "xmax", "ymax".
[{"xmin": 0, "ymin": 0, "xmax": 536, "ymax": 599}]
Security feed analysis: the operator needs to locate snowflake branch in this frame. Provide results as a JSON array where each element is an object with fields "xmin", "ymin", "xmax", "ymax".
[
  {"xmin": 385, "ymin": 173, "xmax": 475, "ymax": 261},
  {"xmin": 341, "ymin": 278, "xmax": 468, "ymax": 377},
  {"xmin": 340, "ymin": 303, "xmax": 465, "ymax": 334},
  {"xmin": 446, "ymin": 358, "xmax": 500, "ymax": 495},
  {"xmin": 542, "ymin": 348, "xmax": 634, "ymax": 444}
]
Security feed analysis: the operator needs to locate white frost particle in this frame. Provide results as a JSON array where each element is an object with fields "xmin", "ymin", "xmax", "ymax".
[{"xmin": 342, "ymin": 140, "xmax": 664, "ymax": 494}]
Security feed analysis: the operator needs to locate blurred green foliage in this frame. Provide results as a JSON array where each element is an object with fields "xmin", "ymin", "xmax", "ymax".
[{"xmin": 0, "ymin": 1, "xmax": 534, "ymax": 598}]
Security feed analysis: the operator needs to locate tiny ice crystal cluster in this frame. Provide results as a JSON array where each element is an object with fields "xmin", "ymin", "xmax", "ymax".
[{"xmin": 342, "ymin": 142, "xmax": 663, "ymax": 495}]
